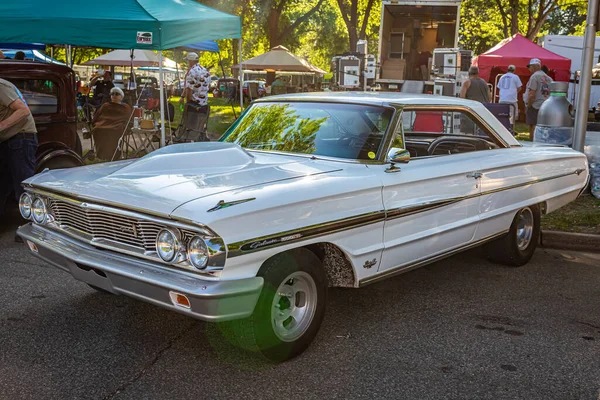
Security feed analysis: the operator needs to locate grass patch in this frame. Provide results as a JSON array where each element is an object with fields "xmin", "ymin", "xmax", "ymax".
[
  {"xmin": 541, "ymin": 194, "xmax": 600, "ymax": 234},
  {"xmin": 514, "ymin": 122, "xmax": 531, "ymax": 141}
]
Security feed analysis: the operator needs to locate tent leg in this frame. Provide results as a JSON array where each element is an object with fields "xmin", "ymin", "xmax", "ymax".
[
  {"xmin": 159, "ymin": 51, "xmax": 166, "ymax": 148},
  {"xmin": 239, "ymin": 39, "xmax": 244, "ymax": 111}
]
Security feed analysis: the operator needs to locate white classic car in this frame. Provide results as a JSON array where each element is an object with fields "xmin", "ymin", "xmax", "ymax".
[{"xmin": 17, "ymin": 93, "xmax": 588, "ymax": 361}]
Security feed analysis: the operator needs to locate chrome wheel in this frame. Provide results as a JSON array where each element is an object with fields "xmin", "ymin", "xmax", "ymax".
[
  {"xmin": 516, "ymin": 207, "xmax": 534, "ymax": 251},
  {"xmin": 271, "ymin": 271, "xmax": 318, "ymax": 342}
]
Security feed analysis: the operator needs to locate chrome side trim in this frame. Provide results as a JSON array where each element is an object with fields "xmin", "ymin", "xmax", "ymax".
[
  {"xmin": 227, "ymin": 210, "xmax": 386, "ymax": 258},
  {"xmin": 358, "ymin": 231, "xmax": 509, "ymax": 287},
  {"xmin": 478, "ymin": 169, "xmax": 585, "ymax": 196},
  {"xmin": 386, "ymin": 198, "xmax": 463, "ymax": 221},
  {"xmin": 229, "ymin": 168, "xmax": 584, "ymax": 258}
]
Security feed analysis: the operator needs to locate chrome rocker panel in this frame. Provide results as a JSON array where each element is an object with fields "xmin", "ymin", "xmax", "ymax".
[{"xmin": 17, "ymin": 223, "xmax": 263, "ymax": 322}]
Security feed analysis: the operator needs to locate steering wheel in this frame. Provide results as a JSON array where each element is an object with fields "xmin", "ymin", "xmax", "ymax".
[{"xmin": 427, "ymin": 136, "xmax": 498, "ymax": 156}]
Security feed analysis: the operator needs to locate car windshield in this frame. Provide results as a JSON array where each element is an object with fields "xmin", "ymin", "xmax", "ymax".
[{"xmin": 221, "ymin": 102, "xmax": 394, "ymax": 161}]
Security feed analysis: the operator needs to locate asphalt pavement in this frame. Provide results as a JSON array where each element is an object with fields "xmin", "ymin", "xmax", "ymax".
[{"xmin": 1, "ymin": 208, "xmax": 600, "ymax": 400}]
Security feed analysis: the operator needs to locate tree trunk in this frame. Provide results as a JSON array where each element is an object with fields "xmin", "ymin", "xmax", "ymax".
[
  {"xmin": 509, "ymin": 0, "xmax": 519, "ymax": 35},
  {"xmin": 348, "ymin": 28, "xmax": 358, "ymax": 53},
  {"xmin": 268, "ymin": 7, "xmax": 282, "ymax": 49},
  {"xmin": 232, "ymin": 39, "xmax": 239, "ymax": 78}
]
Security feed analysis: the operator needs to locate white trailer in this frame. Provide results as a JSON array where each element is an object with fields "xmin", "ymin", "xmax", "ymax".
[
  {"xmin": 377, "ymin": 0, "xmax": 462, "ymax": 91},
  {"xmin": 540, "ymin": 35, "xmax": 600, "ymax": 110}
]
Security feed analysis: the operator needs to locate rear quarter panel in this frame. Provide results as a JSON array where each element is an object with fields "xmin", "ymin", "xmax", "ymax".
[{"xmin": 475, "ymin": 146, "xmax": 588, "ymax": 240}]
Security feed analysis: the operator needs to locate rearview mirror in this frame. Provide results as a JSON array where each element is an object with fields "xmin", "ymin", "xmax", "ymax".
[{"xmin": 387, "ymin": 148, "xmax": 410, "ymax": 164}]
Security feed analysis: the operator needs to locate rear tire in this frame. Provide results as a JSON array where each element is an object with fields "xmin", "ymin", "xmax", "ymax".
[
  {"xmin": 218, "ymin": 248, "xmax": 327, "ymax": 362},
  {"xmin": 484, "ymin": 205, "xmax": 540, "ymax": 267}
]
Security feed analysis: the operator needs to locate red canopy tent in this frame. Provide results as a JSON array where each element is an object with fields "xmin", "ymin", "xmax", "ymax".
[{"xmin": 473, "ymin": 34, "xmax": 571, "ymax": 83}]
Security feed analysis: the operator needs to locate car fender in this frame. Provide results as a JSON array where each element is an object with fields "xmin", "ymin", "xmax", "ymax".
[{"xmin": 35, "ymin": 148, "xmax": 84, "ymax": 173}]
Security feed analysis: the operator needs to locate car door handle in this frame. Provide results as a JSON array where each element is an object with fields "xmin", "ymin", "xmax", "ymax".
[{"xmin": 467, "ymin": 172, "xmax": 482, "ymax": 179}]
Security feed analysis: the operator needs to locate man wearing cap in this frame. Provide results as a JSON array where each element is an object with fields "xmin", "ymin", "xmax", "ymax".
[
  {"xmin": 0, "ymin": 77, "xmax": 37, "ymax": 217},
  {"xmin": 181, "ymin": 52, "xmax": 210, "ymax": 107},
  {"xmin": 525, "ymin": 58, "xmax": 553, "ymax": 140},
  {"xmin": 460, "ymin": 66, "xmax": 491, "ymax": 103},
  {"xmin": 497, "ymin": 65, "xmax": 523, "ymax": 126}
]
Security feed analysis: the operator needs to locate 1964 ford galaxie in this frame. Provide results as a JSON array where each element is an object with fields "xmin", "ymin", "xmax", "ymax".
[{"xmin": 17, "ymin": 93, "xmax": 589, "ymax": 361}]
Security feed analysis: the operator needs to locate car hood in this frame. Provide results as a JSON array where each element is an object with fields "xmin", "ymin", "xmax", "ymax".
[{"xmin": 27, "ymin": 142, "xmax": 342, "ymax": 217}]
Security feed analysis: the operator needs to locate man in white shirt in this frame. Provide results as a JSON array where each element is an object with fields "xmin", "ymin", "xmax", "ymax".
[{"xmin": 497, "ymin": 65, "xmax": 522, "ymax": 125}]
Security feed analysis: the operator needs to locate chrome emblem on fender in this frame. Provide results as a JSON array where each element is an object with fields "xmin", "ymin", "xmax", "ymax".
[
  {"xmin": 207, "ymin": 198, "xmax": 256, "ymax": 212},
  {"xmin": 363, "ymin": 258, "xmax": 377, "ymax": 269}
]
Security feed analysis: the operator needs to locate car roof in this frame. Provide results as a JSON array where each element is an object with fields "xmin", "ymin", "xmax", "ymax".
[
  {"xmin": 0, "ymin": 60, "xmax": 74, "ymax": 75},
  {"xmin": 254, "ymin": 91, "xmax": 484, "ymax": 108}
]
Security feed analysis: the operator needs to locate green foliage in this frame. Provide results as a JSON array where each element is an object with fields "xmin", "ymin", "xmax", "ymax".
[
  {"xmin": 224, "ymin": 103, "xmax": 325, "ymax": 154},
  {"xmin": 460, "ymin": 0, "xmax": 589, "ymax": 54},
  {"xmin": 58, "ymin": 0, "xmax": 589, "ymax": 75}
]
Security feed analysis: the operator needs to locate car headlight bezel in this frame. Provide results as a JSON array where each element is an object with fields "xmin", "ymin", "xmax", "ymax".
[
  {"xmin": 19, "ymin": 193, "xmax": 32, "ymax": 219},
  {"xmin": 156, "ymin": 228, "xmax": 181, "ymax": 263},
  {"xmin": 187, "ymin": 236, "xmax": 209, "ymax": 270},
  {"xmin": 31, "ymin": 197, "xmax": 47, "ymax": 224}
]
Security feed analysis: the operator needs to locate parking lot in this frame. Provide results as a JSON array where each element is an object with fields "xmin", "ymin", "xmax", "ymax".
[{"xmin": 1, "ymin": 209, "xmax": 599, "ymax": 400}]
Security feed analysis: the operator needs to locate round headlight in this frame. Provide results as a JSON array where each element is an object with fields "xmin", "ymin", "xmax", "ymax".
[
  {"xmin": 156, "ymin": 229, "xmax": 180, "ymax": 263},
  {"xmin": 19, "ymin": 193, "xmax": 32, "ymax": 219},
  {"xmin": 32, "ymin": 197, "xmax": 47, "ymax": 224},
  {"xmin": 188, "ymin": 236, "xmax": 209, "ymax": 269}
]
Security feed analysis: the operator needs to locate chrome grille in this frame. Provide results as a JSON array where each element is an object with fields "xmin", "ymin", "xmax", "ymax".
[{"xmin": 48, "ymin": 199, "xmax": 164, "ymax": 251}]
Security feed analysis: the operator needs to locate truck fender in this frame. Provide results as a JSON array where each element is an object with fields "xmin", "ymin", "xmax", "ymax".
[{"xmin": 35, "ymin": 148, "xmax": 84, "ymax": 173}]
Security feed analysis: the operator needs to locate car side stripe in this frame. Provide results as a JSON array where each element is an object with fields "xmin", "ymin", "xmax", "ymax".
[{"xmin": 227, "ymin": 168, "xmax": 585, "ymax": 258}]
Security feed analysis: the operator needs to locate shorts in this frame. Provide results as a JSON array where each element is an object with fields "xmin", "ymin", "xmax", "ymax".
[{"xmin": 526, "ymin": 106, "xmax": 539, "ymax": 126}]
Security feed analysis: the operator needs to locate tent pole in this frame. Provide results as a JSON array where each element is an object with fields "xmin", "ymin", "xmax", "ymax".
[
  {"xmin": 239, "ymin": 38, "xmax": 244, "ymax": 111},
  {"xmin": 573, "ymin": 0, "xmax": 598, "ymax": 152},
  {"xmin": 159, "ymin": 51, "xmax": 166, "ymax": 148}
]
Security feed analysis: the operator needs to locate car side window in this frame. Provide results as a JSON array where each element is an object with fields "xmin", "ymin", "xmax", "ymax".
[
  {"xmin": 403, "ymin": 108, "xmax": 501, "ymax": 157},
  {"xmin": 5, "ymin": 78, "xmax": 59, "ymax": 115}
]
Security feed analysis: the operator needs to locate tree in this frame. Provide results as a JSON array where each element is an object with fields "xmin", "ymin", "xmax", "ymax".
[
  {"xmin": 335, "ymin": 0, "xmax": 377, "ymax": 52},
  {"xmin": 460, "ymin": 0, "xmax": 589, "ymax": 54},
  {"xmin": 256, "ymin": 0, "xmax": 327, "ymax": 49}
]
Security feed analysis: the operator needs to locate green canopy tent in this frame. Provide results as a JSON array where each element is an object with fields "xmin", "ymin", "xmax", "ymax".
[{"xmin": 0, "ymin": 0, "xmax": 242, "ymax": 146}]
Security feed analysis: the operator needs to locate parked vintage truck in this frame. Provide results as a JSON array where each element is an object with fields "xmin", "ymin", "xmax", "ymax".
[
  {"xmin": 0, "ymin": 60, "xmax": 84, "ymax": 171},
  {"xmin": 376, "ymin": 0, "xmax": 462, "ymax": 91}
]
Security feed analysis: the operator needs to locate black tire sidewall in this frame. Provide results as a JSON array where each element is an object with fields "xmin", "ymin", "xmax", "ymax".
[{"xmin": 253, "ymin": 249, "xmax": 327, "ymax": 361}]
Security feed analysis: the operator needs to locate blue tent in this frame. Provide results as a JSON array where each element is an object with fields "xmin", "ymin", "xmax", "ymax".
[
  {"xmin": 0, "ymin": 42, "xmax": 45, "ymax": 50},
  {"xmin": 180, "ymin": 41, "xmax": 220, "ymax": 53},
  {"xmin": 0, "ymin": 0, "xmax": 240, "ymax": 50},
  {"xmin": 1, "ymin": 49, "xmax": 64, "ymax": 64}
]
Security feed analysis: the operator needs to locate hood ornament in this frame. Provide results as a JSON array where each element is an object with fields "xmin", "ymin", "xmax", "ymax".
[{"xmin": 207, "ymin": 198, "xmax": 256, "ymax": 212}]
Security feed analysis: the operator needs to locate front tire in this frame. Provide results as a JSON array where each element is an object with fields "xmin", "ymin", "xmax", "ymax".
[
  {"xmin": 219, "ymin": 248, "xmax": 327, "ymax": 362},
  {"xmin": 484, "ymin": 205, "xmax": 540, "ymax": 267}
]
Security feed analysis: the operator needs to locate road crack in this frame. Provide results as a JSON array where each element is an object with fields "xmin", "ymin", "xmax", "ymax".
[{"xmin": 102, "ymin": 321, "xmax": 199, "ymax": 400}]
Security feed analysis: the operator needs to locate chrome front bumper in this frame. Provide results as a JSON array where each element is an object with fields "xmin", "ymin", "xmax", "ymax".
[{"xmin": 17, "ymin": 223, "xmax": 263, "ymax": 322}]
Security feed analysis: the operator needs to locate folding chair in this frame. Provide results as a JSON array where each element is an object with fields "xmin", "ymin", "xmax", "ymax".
[{"xmin": 173, "ymin": 103, "xmax": 210, "ymax": 143}]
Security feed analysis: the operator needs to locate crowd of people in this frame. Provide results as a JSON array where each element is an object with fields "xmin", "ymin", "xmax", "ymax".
[{"xmin": 460, "ymin": 58, "xmax": 553, "ymax": 139}]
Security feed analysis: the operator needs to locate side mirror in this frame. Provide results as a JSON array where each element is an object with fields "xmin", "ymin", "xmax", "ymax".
[
  {"xmin": 387, "ymin": 148, "xmax": 410, "ymax": 164},
  {"xmin": 386, "ymin": 148, "xmax": 410, "ymax": 173}
]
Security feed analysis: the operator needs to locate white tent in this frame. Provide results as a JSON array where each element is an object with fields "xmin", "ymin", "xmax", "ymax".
[
  {"xmin": 232, "ymin": 46, "xmax": 326, "ymax": 74},
  {"xmin": 83, "ymin": 49, "xmax": 180, "ymax": 68}
]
